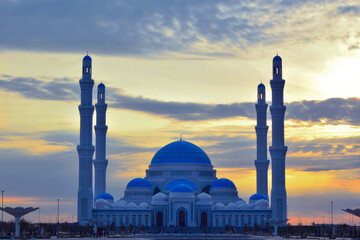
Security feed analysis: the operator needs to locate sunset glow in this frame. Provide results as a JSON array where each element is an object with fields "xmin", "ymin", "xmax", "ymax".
[{"xmin": 0, "ymin": 0, "xmax": 359, "ymax": 226}]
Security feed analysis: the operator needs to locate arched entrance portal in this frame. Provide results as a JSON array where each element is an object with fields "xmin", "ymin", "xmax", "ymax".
[
  {"xmin": 178, "ymin": 210, "xmax": 186, "ymax": 227},
  {"xmin": 201, "ymin": 211, "xmax": 207, "ymax": 227},
  {"xmin": 156, "ymin": 211, "xmax": 163, "ymax": 226}
]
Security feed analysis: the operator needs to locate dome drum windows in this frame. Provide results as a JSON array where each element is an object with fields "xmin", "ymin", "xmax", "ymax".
[
  {"xmin": 147, "ymin": 171, "xmax": 162, "ymax": 177},
  {"xmin": 171, "ymin": 170, "xmax": 191, "ymax": 176},
  {"xmin": 199, "ymin": 171, "xmax": 213, "ymax": 177}
]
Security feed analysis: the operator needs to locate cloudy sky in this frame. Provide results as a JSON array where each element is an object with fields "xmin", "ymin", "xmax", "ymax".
[{"xmin": 0, "ymin": 0, "xmax": 360, "ymax": 225}]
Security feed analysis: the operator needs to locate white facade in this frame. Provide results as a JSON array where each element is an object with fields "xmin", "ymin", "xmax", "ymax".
[{"xmin": 92, "ymin": 129, "xmax": 271, "ymax": 228}]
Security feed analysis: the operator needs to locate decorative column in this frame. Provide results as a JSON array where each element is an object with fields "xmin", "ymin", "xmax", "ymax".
[
  {"xmin": 270, "ymin": 55, "xmax": 288, "ymax": 222},
  {"xmin": 77, "ymin": 55, "xmax": 95, "ymax": 224},
  {"xmin": 254, "ymin": 83, "xmax": 270, "ymax": 198},
  {"xmin": 0, "ymin": 207, "xmax": 39, "ymax": 237},
  {"xmin": 93, "ymin": 83, "xmax": 108, "ymax": 198}
]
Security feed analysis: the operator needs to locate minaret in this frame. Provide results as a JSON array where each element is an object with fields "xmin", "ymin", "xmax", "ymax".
[
  {"xmin": 254, "ymin": 83, "xmax": 270, "ymax": 198},
  {"xmin": 77, "ymin": 55, "xmax": 95, "ymax": 224},
  {"xmin": 269, "ymin": 55, "xmax": 288, "ymax": 222},
  {"xmin": 93, "ymin": 83, "xmax": 108, "ymax": 198}
]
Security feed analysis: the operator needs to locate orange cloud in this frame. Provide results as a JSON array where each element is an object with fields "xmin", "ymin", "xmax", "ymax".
[
  {"xmin": 288, "ymin": 212, "xmax": 360, "ymax": 226},
  {"xmin": 3, "ymin": 196, "xmax": 40, "ymax": 205},
  {"xmin": 286, "ymin": 168, "xmax": 360, "ymax": 196},
  {"xmin": 0, "ymin": 135, "xmax": 72, "ymax": 155},
  {"xmin": 4, "ymin": 196, "xmax": 74, "ymax": 207},
  {"xmin": 287, "ymin": 150, "xmax": 324, "ymax": 158}
]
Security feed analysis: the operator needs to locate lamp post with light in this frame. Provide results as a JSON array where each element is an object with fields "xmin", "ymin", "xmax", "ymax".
[
  {"xmin": 1, "ymin": 190, "xmax": 4, "ymax": 240},
  {"xmin": 57, "ymin": 199, "xmax": 60, "ymax": 237}
]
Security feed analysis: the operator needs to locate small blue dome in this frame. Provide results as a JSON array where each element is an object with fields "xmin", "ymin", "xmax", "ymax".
[
  {"xmin": 164, "ymin": 179, "xmax": 198, "ymax": 191},
  {"xmin": 211, "ymin": 178, "xmax": 236, "ymax": 188},
  {"xmin": 83, "ymin": 55, "xmax": 92, "ymax": 61},
  {"xmin": 249, "ymin": 193, "xmax": 268, "ymax": 201},
  {"xmin": 273, "ymin": 55, "xmax": 281, "ymax": 61},
  {"xmin": 98, "ymin": 82, "xmax": 105, "ymax": 88},
  {"xmin": 171, "ymin": 184, "xmax": 193, "ymax": 192},
  {"xmin": 151, "ymin": 140, "xmax": 211, "ymax": 165},
  {"xmin": 258, "ymin": 83, "xmax": 265, "ymax": 89},
  {"xmin": 96, "ymin": 192, "xmax": 114, "ymax": 200},
  {"xmin": 127, "ymin": 178, "xmax": 152, "ymax": 188}
]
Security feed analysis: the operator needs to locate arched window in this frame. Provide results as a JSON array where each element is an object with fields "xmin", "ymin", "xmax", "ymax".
[
  {"xmin": 178, "ymin": 210, "xmax": 186, "ymax": 227},
  {"xmin": 228, "ymin": 215, "xmax": 232, "ymax": 226},
  {"xmin": 200, "ymin": 211, "xmax": 207, "ymax": 227},
  {"xmin": 156, "ymin": 211, "xmax": 163, "ymax": 226}
]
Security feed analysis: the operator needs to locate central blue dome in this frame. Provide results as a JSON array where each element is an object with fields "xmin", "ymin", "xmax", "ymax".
[
  {"xmin": 164, "ymin": 179, "xmax": 198, "ymax": 191},
  {"xmin": 171, "ymin": 184, "xmax": 193, "ymax": 192},
  {"xmin": 150, "ymin": 140, "xmax": 211, "ymax": 165}
]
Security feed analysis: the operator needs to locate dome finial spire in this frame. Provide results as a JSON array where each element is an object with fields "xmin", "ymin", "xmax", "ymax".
[{"xmin": 180, "ymin": 132, "xmax": 183, "ymax": 141}]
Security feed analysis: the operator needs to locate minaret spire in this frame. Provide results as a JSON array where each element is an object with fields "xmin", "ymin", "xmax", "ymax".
[
  {"xmin": 270, "ymin": 55, "xmax": 288, "ymax": 223},
  {"xmin": 77, "ymin": 55, "xmax": 95, "ymax": 224},
  {"xmin": 93, "ymin": 82, "xmax": 108, "ymax": 198},
  {"xmin": 254, "ymin": 82, "xmax": 270, "ymax": 198}
]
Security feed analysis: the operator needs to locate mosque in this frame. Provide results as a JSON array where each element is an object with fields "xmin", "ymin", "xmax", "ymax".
[{"xmin": 76, "ymin": 55, "xmax": 288, "ymax": 229}]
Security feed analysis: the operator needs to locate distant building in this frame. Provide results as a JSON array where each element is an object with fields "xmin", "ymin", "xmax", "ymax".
[{"xmin": 76, "ymin": 55, "xmax": 288, "ymax": 228}]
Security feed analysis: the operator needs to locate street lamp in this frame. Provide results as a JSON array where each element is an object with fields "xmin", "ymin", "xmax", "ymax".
[
  {"xmin": 331, "ymin": 201, "xmax": 334, "ymax": 226},
  {"xmin": 57, "ymin": 199, "xmax": 60, "ymax": 236},
  {"xmin": 331, "ymin": 201, "xmax": 335, "ymax": 236},
  {"xmin": 1, "ymin": 190, "xmax": 4, "ymax": 240}
]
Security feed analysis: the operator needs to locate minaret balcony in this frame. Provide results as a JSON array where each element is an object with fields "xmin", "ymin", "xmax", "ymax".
[
  {"xmin": 269, "ymin": 146, "xmax": 288, "ymax": 157},
  {"xmin": 79, "ymin": 79, "xmax": 94, "ymax": 88},
  {"xmin": 269, "ymin": 106, "xmax": 286, "ymax": 116},
  {"xmin": 270, "ymin": 79, "xmax": 285, "ymax": 88},
  {"xmin": 79, "ymin": 105, "xmax": 95, "ymax": 116}
]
